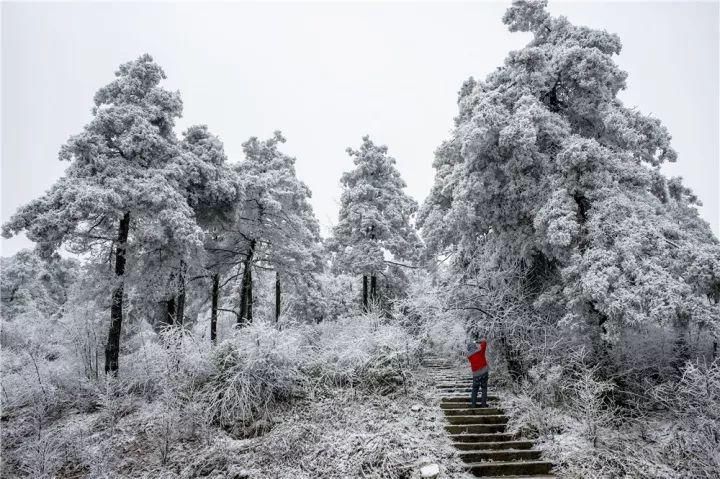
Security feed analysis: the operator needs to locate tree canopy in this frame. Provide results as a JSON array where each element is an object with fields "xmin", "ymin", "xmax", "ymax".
[{"xmin": 418, "ymin": 0, "xmax": 720, "ymax": 352}]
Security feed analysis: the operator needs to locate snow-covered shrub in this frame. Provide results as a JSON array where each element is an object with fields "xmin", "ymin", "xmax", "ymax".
[
  {"xmin": 203, "ymin": 313, "xmax": 419, "ymax": 436},
  {"xmin": 649, "ymin": 359, "xmax": 720, "ymax": 478},
  {"xmin": 305, "ymin": 312, "xmax": 418, "ymax": 393},
  {"xmin": 204, "ymin": 321, "xmax": 308, "ymax": 434}
]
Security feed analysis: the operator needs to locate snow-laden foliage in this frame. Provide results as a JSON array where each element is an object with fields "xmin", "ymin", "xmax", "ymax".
[
  {"xmin": 1, "ymin": 250, "xmax": 79, "ymax": 320},
  {"xmin": 0, "ymin": 298, "xmax": 428, "ymax": 478},
  {"xmin": 1, "ymin": 54, "xmax": 207, "ymax": 373},
  {"xmin": 330, "ymin": 136, "xmax": 421, "ymax": 309},
  {"xmin": 212, "ymin": 132, "xmax": 323, "ymax": 325},
  {"xmin": 501, "ymin": 354, "xmax": 720, "ymax": 479},
  {"xmin": 419, "ymin": 0, "xmax": 720, "ymax": 363},
  {"xmin": 2, "ymin": 3, "xmax": 719, "ymax": 477}
]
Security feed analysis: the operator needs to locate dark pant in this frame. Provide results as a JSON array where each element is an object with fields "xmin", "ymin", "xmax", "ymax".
[{"xmin": 471, "ymin": 372, "xmax": 489, "ymax": 407}]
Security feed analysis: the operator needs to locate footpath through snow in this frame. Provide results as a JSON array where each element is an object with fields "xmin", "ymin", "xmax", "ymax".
[{"xmin": 422, "ymin": 356, "xmax": 555, "ymax": 478}]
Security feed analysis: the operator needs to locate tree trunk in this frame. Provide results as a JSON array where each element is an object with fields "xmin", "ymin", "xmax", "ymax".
[
  {"xmin": 587, "ymin": 304, "xmax": 612, "ymax": 379},
  {"xmin": 105, "ymin": 212, "xmax": 130, "ymax": 375},
  {"xmin": 498, "ymin": 325, "xmax": 524, "ymax": 382},
  {"xmin": 165, "ymin": 296, "xmax": 176, "ymax": 326},
  {"xmin": 275, "ymin": 271, "xmax": 281, "ymax": 322},
  {"xmin": 672, "ymin": 313, "xmax": 691, "ymax": 373},
  {"xmin": 238, "ymin": 239, "xmax": 256, "ymax": 325},
  {"xmin": 210, "ymin": 273, "xmax": 219, "ymax": 344},
  {"xmin": 362, "ymin": 275, "xmax": 368, "ymax": 312},
  {"xmin": 247, "ymin": 267, "xmax": 253, "ymax": 322},
  {"xmin": 176, "ymin": 263, "xmax": 186, "ymax": 326},
  {"xmin": 370, "ymin": 275, "xmax": 377, "ymax": 306}
]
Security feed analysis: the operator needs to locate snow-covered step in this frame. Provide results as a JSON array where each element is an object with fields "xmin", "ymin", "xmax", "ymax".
[
  {"xmin": 459, "ymin": 449, "xmax": 542, "ymax": 463},
  {"xmin": 443, "ymin": 407, "xmax": 505, "ymax": 416},
  {"xmin": 440, "ymin": 395, "xmax": 499, "ymax": 402},
  {"xmin": 445, "ymin": 414, "xmax": 508, "ymax": 425},
  {"xmin": 437, "ymin": 384, "xmax": 473, "ymax": 389},
  {"xmin": 446, "ymin": 423, "xmax": 506, "ymax": 434},
  {"xmin": 481, "ymin": 476, "xmax": 555, "ymax": 479},
  {"xmin": 450, "ymin": 433, "xmax": 518, "ymax": 443},
  {"xmin": 465, "ymin": 460, "xmax": 553, "ymax": 477},
  {"xmin": 452, "ymin": 440, "xmax": 534, "ymax": 451}
]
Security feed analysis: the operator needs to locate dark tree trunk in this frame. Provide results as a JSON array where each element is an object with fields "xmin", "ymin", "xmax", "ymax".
[
  {"xmin": 370, "ymin": 275, "xmax": 377, "ymax": 305},
  {"xmin": 275, "ymin": 271, "xmax": 281, "ymax": 322},
  {"xmin": 165, "ymin": 296, "xmax": 176, "ymax": 326},
  {"xmin": 247, "ymin": 267, "xmax": 253, "ymax": 322},
  {"xmin": 238, "ymin": 240, "xmax": 256, "ymax": 325},
  {"xmin": 105, "ymin": 212, "xmax": 130, "ymax": 375},
  {"xmin": 176, "ymin": 264, "xmax": 186, "ymax": 326},
  {"xmin": 362, "ymin": 275, "xmax": 368, "ymax": 312},
  {"xmin": 210, "ymin": 273, "xmax": 219, "ymax": 344}
]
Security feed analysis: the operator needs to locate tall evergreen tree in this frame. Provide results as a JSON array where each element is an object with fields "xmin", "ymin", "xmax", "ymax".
[
  {"xmin": 162, "ymin": 125, "xmax": 239, "ymax": 331},
  {"xmin": 330, "ymin": 136, "xmax": 420, "ymax": 311},
  {"xmin": 220, "ymin": 132, "xmax": 322, "ymax": 325},
  {"xmin": 419, "ymin": 0, "xmax": 720, "ymax": 365},
  {"xmin": 2, "ymin": 54, "xmax": 204, "ymax": 374}
]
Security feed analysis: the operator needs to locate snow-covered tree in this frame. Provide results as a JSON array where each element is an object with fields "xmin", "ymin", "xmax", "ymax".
[
  {"xmin": 0, "ymin": 250, "xmax": 79, "ymax": 321},
  {"xmin": 220, "ymin": 132, "xmax": 322, "ymax": 324},
  {"xmin": 330, "ymin": 136, "xmax": 421, "ymax": 311},
  {"xmin": 2, "ymin": 54, "xmax": 204, "ymax": 374},
  {"xmin": 160, "ymin": 125, "xmax": 239, "ymax": 334},
  {"xmin": 419, "ymin": 0, "xmax": 720, "ymax": 366}
]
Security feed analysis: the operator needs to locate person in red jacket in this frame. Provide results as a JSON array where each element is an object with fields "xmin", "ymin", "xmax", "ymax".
[{"xmin": 466, "ymin": 335, "xmax": 489, "ymax": 408}]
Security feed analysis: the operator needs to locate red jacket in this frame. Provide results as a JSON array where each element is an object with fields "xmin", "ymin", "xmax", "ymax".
[{"xmin": 467, "ymin": 340, "xmax": 488, "ymax": 375}]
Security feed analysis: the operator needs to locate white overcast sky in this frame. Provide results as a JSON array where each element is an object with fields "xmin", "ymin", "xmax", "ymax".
[{"xmin": 1, "ymin": 1, "xmax": 718, "ymax": 256}]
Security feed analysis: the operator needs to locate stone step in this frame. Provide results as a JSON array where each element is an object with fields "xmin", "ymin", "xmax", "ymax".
[
  {"xmin": 452, "ymin": 440, "xmax": 534, "ymax": 451},
  {"xmin": 441, "ymin": 403, "xmax": 499, "ymax": 411},
  {"xmin": 459, "ymin": 449, "xmax": 542, "ymax": 463},
  {"xmin": 443, "ymin": 408, "xmax": 504, "ymax": 416},
  {"xmin": 446, "ymin": 415, "xmax": 508, "ymax": 425},
  {"xmin": 449, "ymin": 433, "xmax": 517, "ymax": 443},
  {"xmin": 446, "ymin": 423, "xmax": 506, "ymax": 434},
  {"xmin": 465, "ymin": 460, "xmax": 553, "ymax": 477},
  {"xmin": 437, "ymin": 384, "xmax": 474, "ymax": 389},
  {"xmin": 481, "ymin": 476, "xmax": 556, "ymax": 479},
  {"xmin": 440, "ymin": 395, "xmax": 499, "ymax": 402}
]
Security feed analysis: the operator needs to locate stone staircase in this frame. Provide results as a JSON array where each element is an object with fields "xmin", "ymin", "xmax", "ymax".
[{"xmin": 423, "ymin": 357, "xmax": 555, "ymax": 478}]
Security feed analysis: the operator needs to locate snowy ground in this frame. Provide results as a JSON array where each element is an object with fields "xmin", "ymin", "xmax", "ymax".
[{"xmin": 1, "ymin": 349, "xmax": 475, "ymax": 479}]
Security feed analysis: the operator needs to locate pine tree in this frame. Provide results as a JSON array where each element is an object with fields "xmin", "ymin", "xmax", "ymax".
[
  {"xmin": 419, "ymin": 0, "xmax": 720, "ymax": 366},
  {"xmin": 221, "ymin": 132, "xmax": 322, "ymax": 325},
  {"xmin": 330, "ymin": 136, "xmax": 420, "ymax": 311},
  {"xmin": 165, "ymin": 125, "xmax": 239, "ymax": 332},
  {"xmin": 2, "ymin": 54, "xmax": 204, "ymax": 374}
]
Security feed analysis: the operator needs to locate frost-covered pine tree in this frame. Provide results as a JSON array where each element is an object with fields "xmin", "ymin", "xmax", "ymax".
[
  {"xmin": 330, "ymin": 136, "xmax": 420, "ymax": 311},
  {"xmin": 419, "ymin": 0, "xmax": 720, "ymax": 365},
  {"xmin": 160, "ymin": 125, "xmax": 239, "ymax": 332},
  {"xmin": 2, "ymin": 54, "xmax": 204, "ymax": 374},
  {"xmin": 0, "ymin": 250, "xmax": 79, "ymax": 321},
  {"xmin": 224, "ymin": 132, "xmax": 322, "ymax": 324}
]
